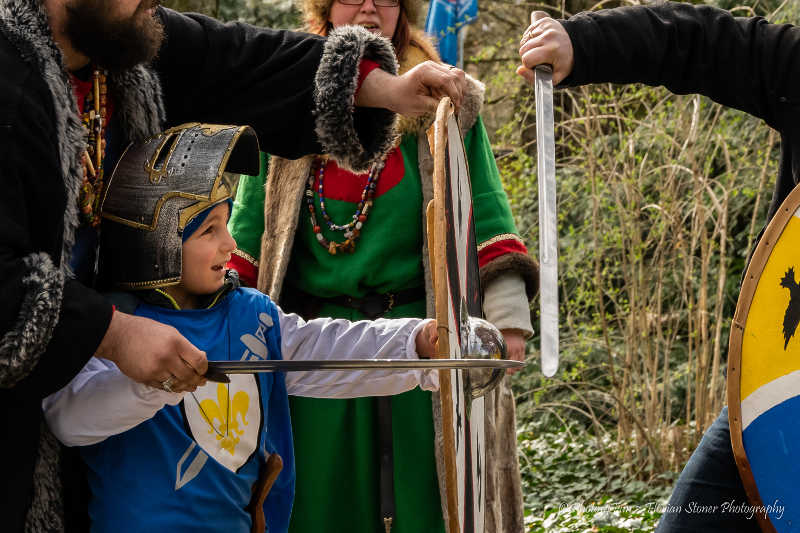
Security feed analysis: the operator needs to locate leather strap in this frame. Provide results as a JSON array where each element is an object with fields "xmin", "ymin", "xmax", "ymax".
[
  {"xmin": 377, "ymin": 397, "xmax": 395, "ymax": 533},
  {"xmin": 282, "ymin": 286, "xmax": 418, "ymax": 532}
]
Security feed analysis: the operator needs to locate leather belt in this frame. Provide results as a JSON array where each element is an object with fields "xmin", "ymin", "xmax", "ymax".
[
  {"xmin": 288, "ymin": 286, "xmax": 425, "ymax": 320},
  {"xmin": 283, "ymin": 285, "xmax": 426, "ymax": 533}
]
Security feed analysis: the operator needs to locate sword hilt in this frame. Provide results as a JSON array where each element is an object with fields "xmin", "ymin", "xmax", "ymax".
[{"xmin": 204, "ymin": 368, "xmax": 230, "ymax": 384}]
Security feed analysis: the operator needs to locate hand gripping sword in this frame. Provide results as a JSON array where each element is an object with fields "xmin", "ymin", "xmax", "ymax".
[
  {"xmin": 204, "ymin": 316, "xmax": 524, "ymax": 399},
  {"xmin": 535, "ymin": 65, "xmax": 559, "ymax": 377}
]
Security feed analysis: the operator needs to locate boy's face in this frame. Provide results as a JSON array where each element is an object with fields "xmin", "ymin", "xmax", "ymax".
[{"xmin": 168, "ymin": 203, "xmax": 236, "ymax": 309}]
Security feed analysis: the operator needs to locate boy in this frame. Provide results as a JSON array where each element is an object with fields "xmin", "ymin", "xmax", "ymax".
[{"xmin": 42, "ymin": 123, "xmax": 439, "ymax": 533}]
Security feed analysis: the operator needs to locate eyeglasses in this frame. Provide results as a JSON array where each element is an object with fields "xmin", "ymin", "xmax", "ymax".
[{"xmin": 337, "ymin": 0, "xmax": 400, "ymax": 7}]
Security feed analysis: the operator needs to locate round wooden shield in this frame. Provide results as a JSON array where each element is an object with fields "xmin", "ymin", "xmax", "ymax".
[
  {"xmin": 427, "ymin": 97, "xmax": 485, "ymax": 533},
  {"xmin": 729, "ymin": 183, "xmax": 800, "ymax": 533}
]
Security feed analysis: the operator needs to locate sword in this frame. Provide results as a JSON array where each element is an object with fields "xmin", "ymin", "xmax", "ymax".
[
  {"xmin": 206, "ymin": 358, "xmax": 523, "ymax": 382},
  {"xmin": 535, "ymin": 64, "xmax": 559, "ymax": 377}
]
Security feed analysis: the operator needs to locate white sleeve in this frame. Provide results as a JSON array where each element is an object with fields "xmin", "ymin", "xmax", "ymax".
[
  {"xmin": 42, "ymin": 357, "xmax": 184, "ymax": 447},
  {"xmin": 279, "ymin": 308, "xmax": 439, "ymax": 398},
  {"xmin": 483, "ymin": 272, "xmax": 534, "ymax": 338}
]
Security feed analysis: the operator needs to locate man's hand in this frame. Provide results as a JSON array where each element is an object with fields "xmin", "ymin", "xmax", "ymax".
[
  {"xmin": 95, "ymin": 311, "xmax": 208, "ymax": 393},
  {"xmin": 415, "ymin": 320, "xmax": 439, "ymax": 358},
  {"xmin": 356, "ymin": 62, "xmax": 466, "ymax": 116},
  {"xmin": 517, "ymin": 11, "xmax": 574, "ymax": 86},
  {"xmin": 501, "ymin": 329, "xmax": 527, "ymax": 375}
]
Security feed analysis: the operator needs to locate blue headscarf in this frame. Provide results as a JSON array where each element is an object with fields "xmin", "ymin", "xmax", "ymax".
[{"xmin": 182, "ymin": 199, "xmax": 233, "ymax": 242}]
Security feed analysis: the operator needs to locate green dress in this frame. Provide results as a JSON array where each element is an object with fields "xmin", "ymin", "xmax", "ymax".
[{"xmin": 230, "ymin": 118, "xmax": 522, "ymax": 533}]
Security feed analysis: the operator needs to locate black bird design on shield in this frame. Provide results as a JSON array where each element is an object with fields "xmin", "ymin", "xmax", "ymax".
[{"xmin": 781, "ymin": 267, "xmax": 800, "ymax": 350}]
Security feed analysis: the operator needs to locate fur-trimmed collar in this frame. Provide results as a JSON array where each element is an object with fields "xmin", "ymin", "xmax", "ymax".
[
  {"xmin": 396, "ymin": 27, "xmax": 485, "ymax": 137},
  {"xmin": 0, "ymin": 0, "xmax": 165, "ymax": 272}
]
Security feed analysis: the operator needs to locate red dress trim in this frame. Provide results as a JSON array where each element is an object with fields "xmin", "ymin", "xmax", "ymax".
[
  {"xmin": 478, "ymin": 238, "xmax": 529, "ymax": 268},
  {"xmin": 227, "ymin": 253, "xmax": 258, "ymax": 288}
]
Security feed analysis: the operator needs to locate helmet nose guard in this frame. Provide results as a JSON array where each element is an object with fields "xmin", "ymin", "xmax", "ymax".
[{"xmin": 99, "ymin": 123, "xmax": 260, "ymax": 290}]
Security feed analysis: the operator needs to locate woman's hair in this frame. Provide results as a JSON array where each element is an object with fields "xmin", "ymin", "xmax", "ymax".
[
  {"xmin": 311, "ymin": 2, "xmax": 412, "ymax": 61},
  {"xmin": 391, "ymin": 8, "xmax": 411, "ymax": 60}
]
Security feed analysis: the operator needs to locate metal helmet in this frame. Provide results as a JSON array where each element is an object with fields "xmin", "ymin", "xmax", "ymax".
[{"xmin": 99, "ymin": 123, "xmax": 260, "ymax": 290}]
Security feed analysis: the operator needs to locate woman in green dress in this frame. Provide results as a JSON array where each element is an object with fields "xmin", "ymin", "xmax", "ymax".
[{"xmin": 228, "ymin": 1, "xmax": 537, "ymax": 531}]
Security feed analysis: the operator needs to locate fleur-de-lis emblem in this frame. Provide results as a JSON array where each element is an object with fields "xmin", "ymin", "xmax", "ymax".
[{"xmin": 199, "ymin": 384, "xmax": 250, "ymax": 455}]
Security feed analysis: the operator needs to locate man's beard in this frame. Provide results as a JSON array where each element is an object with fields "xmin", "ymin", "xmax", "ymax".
[{"xmin": 64, "ymin": 0, "xmax": 164, "ymax": 71}]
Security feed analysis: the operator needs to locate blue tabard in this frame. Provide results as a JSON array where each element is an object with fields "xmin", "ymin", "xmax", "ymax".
[{"xmin": 79, "ymin": 288, "xmax": 295, "ymax": 533}]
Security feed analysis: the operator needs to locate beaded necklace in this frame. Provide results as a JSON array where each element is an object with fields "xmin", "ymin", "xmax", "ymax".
[
  {"xmin": 305, "ymin": 156, "xmax": 385, "ymax": 255},
  {"xmin": 78, "ymin": 69, "xmax": 108, "ymax": 227}
]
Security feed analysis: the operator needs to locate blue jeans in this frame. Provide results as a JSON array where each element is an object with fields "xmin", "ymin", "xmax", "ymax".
[{"xmin": 655, "ymin": 407, "xmax": 761, "ymax": 532}]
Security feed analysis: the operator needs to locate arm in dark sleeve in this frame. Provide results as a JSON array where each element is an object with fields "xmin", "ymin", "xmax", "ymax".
[
  {"xmin": 560, "ymin": 1, "xmax": 800, "ymax": 130},
  {"xmin": 0, "ymin": 80, "xmax": 112, "ymax": 398},
  {"xmin": 155, "ymin": 8, "xmax": 398, "ymax": 171}
]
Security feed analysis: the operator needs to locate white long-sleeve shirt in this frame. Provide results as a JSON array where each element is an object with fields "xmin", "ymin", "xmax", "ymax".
[{"xmin": 43, "ymin": 290, "xmax": 438, "ymax": 447}]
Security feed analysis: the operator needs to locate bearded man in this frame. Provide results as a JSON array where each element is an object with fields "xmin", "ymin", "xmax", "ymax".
[{"xmin": 0, "ymin": 0, "xmax": 466, "ymax": 530}]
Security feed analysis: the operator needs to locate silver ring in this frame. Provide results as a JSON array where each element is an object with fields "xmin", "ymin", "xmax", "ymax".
[
  {"xmin": 161, "ymin": 375, "xmax": 176, "ymax": 393},
  {"xmin": 520, "ymin": 28, "xmax": 536, "ymax": 46}
]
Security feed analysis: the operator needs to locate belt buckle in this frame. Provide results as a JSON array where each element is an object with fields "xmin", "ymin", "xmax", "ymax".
[{"xmin": 360, "ymin": 293, "xmax": 394, "ymax": 319}]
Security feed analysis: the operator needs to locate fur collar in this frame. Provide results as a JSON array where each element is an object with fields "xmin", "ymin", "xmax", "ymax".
[
  {"xmin": 396, "ymin": 27, "xmax": 485, "ymax": 137},
  {"xmin": 0, "ymin": 0, "xmax": 165, "ymax": 271}
]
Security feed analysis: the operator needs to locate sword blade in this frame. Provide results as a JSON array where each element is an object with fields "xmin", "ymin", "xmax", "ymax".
[
  {"xmin": 535, "ymin": 65, "xmax": 559, "ymax": 377},
  {"xmin": 207, "ymin": 358, "xmax": 523, "ymax": 374}
]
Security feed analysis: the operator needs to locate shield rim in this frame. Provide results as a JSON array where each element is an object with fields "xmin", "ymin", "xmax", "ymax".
[
  {"xmin": 429, "ymin": 97, "xmax": 462, "ymax": 533},
  {"xmin": 727, "ymin": 184, "xmax": 800, "ymax": 533},
  {"xmin": 430, "ymin": 96, "xmax": 491, "ymax": 533}
]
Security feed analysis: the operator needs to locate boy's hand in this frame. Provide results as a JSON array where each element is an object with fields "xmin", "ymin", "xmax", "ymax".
[
  {"xmin": 501, "ymin": 329, "xmax": 527, "ymax": 375},
  {"xmin": 415, "ymin": 320, "xmax": 439, "ymax": 358}
]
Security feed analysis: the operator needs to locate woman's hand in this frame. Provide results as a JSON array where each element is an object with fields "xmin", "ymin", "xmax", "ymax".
[
  {"xmin": 517, "ymin": 11, "xmax": 574, "ymax": 86},
  {"xmin": 356, "ymin": 62, "xmax": 466, "ymax": 116},
  {"xmin": 415, "ymin": 320, "xmax": 439, "ymax": 358},
  {"xmin": 501, "ymin": 329, "xmax": 527, "ymax": 375}
]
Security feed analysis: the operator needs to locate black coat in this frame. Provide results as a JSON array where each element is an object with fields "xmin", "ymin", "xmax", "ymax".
[
  {"xmin": 0, "ymin": 2, "xmax": 396, "ymax": 530},
  {"xmin": 560, "ymin": 1, "xmax": 800, "ymax": 222}
]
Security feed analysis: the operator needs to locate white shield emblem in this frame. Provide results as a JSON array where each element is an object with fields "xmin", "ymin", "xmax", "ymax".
[{"xmin": 183, "ymin": 374, "xmax": 261, "ymax": 473}]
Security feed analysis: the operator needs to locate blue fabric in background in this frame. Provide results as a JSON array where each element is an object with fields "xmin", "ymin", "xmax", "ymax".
[{"xmin": 424, "ymin": 0, "xmax": 477, "ymax": 66}]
